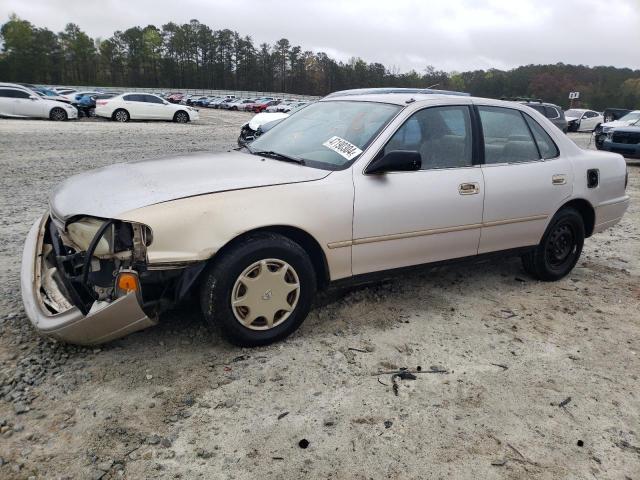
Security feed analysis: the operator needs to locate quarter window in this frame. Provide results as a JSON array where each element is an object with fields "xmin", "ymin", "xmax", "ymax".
[
  {"xmin": 478, "ymin": 106, "xmax": 540, "ymax": 164},
  {"xmin": 523, "ymin": 114, "xmax": 560, "ymax": 159},
  {"xmin": 382, "ymin": 106, "xmax": 473, "ymax": 169}
]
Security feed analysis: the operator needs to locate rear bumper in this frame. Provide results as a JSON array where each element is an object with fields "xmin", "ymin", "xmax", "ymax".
[
  {"xmin": 593, "ymin": 196, "xmax": 631, "ymax": 234},
  {"xmin": 20, "ymin": 214, "xmax": 156, "ymax": 345}
]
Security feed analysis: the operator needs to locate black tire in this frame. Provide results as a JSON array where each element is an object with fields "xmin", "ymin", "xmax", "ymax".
[
  {"xmin": 200, "ymin": 232, "xmax": 317, "ymax": 347},
  {"xmin": 49, "ymin": 107, "xmax": 67, "ymax": 121},
  {"xmin": 522, "ymin": 208, "xmax": 584, "ymax": 281},
  {"xmin": 113, "ymin": 109, "xmax": 129, "ymax": 122},
  {"xmin": 174, "ymin": 111, "xmax": 189, "ymax": 123}
]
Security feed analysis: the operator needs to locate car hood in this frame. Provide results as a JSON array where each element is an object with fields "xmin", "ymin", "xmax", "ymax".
[
  {"xmin": 609, "ymin": 126, "xmax": 640, "ymax": 133},
  {"xmin": 248, "ymin": 112, "xmax": 290, "ymax": 130},
  {"xmin": 565, "ymin": 116, "xmax": 580, "ymax": 122},
  {"xmin": 601, "ymin": 119, "xmax": 639, "ymax": 128},
  {"xmin": 50, "ymin": 151, "xmax": 330, "ymax": 222}
]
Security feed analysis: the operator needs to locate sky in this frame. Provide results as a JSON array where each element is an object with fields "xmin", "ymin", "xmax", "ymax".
[{"xmin": 2, "ymin": 0, "xmax": 640, "ymax": 73}]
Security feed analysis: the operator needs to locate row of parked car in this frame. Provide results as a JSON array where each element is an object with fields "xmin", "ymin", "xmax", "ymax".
[
  {"xmin": 165, "ymin": 92, "xmax": 310, "ymax": 113},
  {"xmin": 0, "ymin": 83, "xmax": 202, "ymax": 122}
]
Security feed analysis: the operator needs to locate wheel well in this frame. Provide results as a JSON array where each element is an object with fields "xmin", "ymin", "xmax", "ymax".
[
  {"xmin": 213, "ymin": 226, "xmax": 330, "ymax": 289},
  {"xmin": 559, "ymin": 198, "xmax": 595, "ymax": 237}
]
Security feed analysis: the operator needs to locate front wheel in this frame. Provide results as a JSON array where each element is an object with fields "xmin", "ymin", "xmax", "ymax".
[
  {"xmin": 522, "ymin": 208, "xmax": 584, "ymax": 281},
  {"xmin": 200, "ymin": 232, "xmax": 317, "ymax": 347},
  {"xmin": 174, "ymin": 111, "xmax": 189, "ymax": 123},
  {"xmin": 49, "ymin": 107, "xmax": 67, "ymax": 121}
]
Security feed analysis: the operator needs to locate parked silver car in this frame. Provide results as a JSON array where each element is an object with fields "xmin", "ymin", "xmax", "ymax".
[{"xmin": 21, "ymin": 90, "xmax": 629, "ymax": 346}]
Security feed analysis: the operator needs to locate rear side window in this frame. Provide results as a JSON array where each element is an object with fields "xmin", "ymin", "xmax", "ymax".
[
  {"xmin": 123, "ymin": 94, "xmax": 143, "ymax": 102},
  {"xmin": 523, "ymin": 114, "xmax": 560, "ymax": 159},
  {"xmin": 529, "ymin": 105, "xmax": 546, "ymax": 115},
  {"xmin": 478, "ymin": 106, "xmax": 540, "ymax": 164}
]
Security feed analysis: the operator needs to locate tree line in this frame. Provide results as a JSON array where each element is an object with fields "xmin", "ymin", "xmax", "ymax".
[{"xmin": 1, "ymin": 14, "xmax": 639, "ymax": 110}]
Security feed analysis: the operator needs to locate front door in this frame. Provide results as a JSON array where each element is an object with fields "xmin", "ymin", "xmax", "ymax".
[
  {"xmin": 352, "ymin": 105, "xmax": 485, "ymax": 275},
  {"xmin": 11, "ymin": 90, "xmax": 44, "ymax": 117},
  {"xmin": 476, "ymin": 105, "xmax": 573, "ymax": 253}
]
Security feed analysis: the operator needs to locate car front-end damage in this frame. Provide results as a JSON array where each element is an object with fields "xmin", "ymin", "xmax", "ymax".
[{"xmin": 21, "ymin": 212, "xmax": 203, "ymax": 345}]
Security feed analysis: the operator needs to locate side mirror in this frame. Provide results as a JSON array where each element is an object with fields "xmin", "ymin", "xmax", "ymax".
[
  {"xmin": 29, "ymin": 95, "xmax": 39, "ymax": 101},
  {"xmin": 365, "ymin": 150, "xmax": 421, "ymax": 175},
  {"xmin": 163, "ymin": 101, "xmax": 169, "ymax": 105}
]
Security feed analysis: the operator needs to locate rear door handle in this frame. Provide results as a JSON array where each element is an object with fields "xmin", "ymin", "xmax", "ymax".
[
  {"xmin": 459, "ymin": 182, "xmax": 480, "ymax": 195},
  {"xmin": 552, "ymin": 174, "xmax": 567, "ymax": 185}
]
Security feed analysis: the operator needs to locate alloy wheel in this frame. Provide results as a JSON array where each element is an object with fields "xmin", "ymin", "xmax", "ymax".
[
  {"xmin": 51, "ymin": 108, "xmax": 66, "ymax": 121},
  {"xmin": 114, "ymin": 110, "xmax": 128, "ymax": 122}
]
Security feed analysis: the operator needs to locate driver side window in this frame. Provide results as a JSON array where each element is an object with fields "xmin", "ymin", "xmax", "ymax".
[{"xmin": 382, "ymin": 106, "xmax": 473, "ymax": 170}]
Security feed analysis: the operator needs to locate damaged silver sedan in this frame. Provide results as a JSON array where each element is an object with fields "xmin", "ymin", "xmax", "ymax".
[{"xmin": 22, "ymin": 89, "xmax": 630, "ymax": 347}]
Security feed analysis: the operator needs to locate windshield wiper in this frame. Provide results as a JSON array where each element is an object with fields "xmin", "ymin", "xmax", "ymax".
[{"xmin": 252, "ymin": 150, "xmax": 306, "ymax": 165}]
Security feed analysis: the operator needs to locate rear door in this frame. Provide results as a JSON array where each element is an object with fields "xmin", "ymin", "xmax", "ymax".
[
  {"xmin": 476, "ymin": 105, "xmax": 572, "ymax": 253},
  {"xmin": 122, "ymin": 94, "xmax": 147, "ymax": 119},
  {"xmin": 0, "ymin": 88, "xmax": 15, "ymax": 116}
]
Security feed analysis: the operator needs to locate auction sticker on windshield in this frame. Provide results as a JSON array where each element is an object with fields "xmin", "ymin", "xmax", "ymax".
[{"xmin": 322, "ymin": 136, "xmax": 363, "ymax": 160}]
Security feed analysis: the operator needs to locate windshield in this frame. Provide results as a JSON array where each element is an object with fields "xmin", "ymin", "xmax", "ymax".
[
  {"xmin": 249, "ymin": 100, "xmax": 401, "ymax": 170},
  {"xmin": 619, "ymin": 111, "xmax": 640, "ymax": 123},
  {"xmin": 565, "ymin": 109, "xmax": 584, "ymax": 118}
]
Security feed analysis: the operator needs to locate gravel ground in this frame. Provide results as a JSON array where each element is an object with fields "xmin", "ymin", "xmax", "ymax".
[{"xmin": 0, "ymin": 109, "xmax": 639, "ymax": 479}]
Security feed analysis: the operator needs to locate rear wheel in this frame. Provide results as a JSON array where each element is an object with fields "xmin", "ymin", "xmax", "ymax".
[
  {"xmin": 200, "ymin": 232, "xmax": 317, "ymax": 347},
  {"xmin": 113, "ymin": 109, "xmax": 129, "ymax": 122},
  {"xmin": 174, "ymin": 111, "xmax": 189, "ymax": 123},
  {"xmin": 49, "ymin": 107, "xmax": 67, "ymax": 121},
  {"xmin": 522, "ymin": 208, "xmax": 584, "ymax": 281}
]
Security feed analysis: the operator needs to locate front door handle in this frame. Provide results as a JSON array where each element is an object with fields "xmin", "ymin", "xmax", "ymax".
[{"xmin": 459, "ymin": 182, "xmax": 480, "ymax": 195}]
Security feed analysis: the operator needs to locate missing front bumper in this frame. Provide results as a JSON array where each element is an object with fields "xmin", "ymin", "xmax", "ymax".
[{"xmin": 20, "ymin": 214, "xmax": 157, "ymax": 345}]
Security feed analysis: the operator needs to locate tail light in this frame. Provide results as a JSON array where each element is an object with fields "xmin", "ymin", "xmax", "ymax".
[{"xmin": 96, "ymin": 100, "xmax": 109, "ymax": 106}]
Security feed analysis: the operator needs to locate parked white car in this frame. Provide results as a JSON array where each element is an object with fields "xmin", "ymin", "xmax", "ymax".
[
  {"xmin": 565, "ymin": 109, "xmax": 603, "ymax": 132},
  {"xmin": 95, "ymin": 93, "xmax": 199, "ymax": 122},
  {"xmin": 22, "ymin": 90, "xmax": 629, "ymax": 348},
  {"xmin": 0, "ymin": 83, "xmax": 78, "ymax": 120}
]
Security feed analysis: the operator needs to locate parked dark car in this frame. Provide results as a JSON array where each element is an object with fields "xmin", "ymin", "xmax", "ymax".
[
  {"xmin": 594, "ymin": 110, "xmax": 640, "ymax": 149},
  {"xmin": 603, "ymin": 108, "xmax": 632, "ymax": 123},
  {"xmin": 517, "ymin": 100, "xmax": 568, "ymax": 133},
  {"xmin": 602, "ymin": 126, "xmax": 640, "ymax": 157}
]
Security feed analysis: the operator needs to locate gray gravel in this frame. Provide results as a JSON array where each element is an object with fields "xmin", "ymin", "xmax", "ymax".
[{"xmin": 0, "ymin": 110, "xmax": 639, "ymax": 479}]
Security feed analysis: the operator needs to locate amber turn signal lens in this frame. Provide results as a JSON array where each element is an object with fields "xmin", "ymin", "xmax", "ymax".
[{"xmin": 116, "ymin": 272, "xmax": 139, "ymax": 293}]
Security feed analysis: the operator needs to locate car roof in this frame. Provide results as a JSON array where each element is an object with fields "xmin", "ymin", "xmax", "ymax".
[{"xmin": 0, "ymin": 82, "xmax": 32, "ymax": 91}]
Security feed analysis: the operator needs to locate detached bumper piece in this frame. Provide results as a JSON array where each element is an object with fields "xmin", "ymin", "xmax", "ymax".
[{"xmin": 20, "ymin": 215, "xmax": 156, "ymax": 345}]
